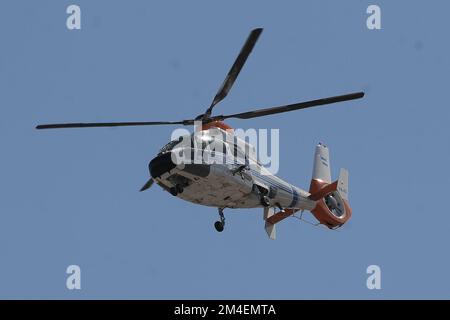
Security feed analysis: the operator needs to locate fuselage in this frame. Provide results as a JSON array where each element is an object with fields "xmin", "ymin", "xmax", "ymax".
[{"xmin": 149, "ymin": 128, "xmax": 316, "ymax": 211}]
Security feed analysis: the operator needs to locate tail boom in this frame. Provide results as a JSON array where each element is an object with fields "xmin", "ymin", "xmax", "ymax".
[{"xmin": 262, "ymin": 143, "xmax": 352, "ymax": 239}]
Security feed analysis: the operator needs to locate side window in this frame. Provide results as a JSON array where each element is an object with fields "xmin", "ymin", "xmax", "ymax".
[{"xmin": 233, "ymin": 144, "xmax": 250, "ymax": 166}]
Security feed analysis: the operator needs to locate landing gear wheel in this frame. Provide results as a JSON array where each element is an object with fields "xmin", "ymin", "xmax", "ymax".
[
  {"xmin": 214, "ymin": 208, "xmax": 226, "ymax": 232},
  {"xmin": 260, "ymin": 195, "xmax": 270, "ymax": 207},
  {"xmin": 214, "ymin": 221, "xmax": 224, "ymax": 232}
]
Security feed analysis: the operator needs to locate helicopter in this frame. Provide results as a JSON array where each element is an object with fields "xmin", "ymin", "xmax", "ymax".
[{"xmin": 36, "ymin": 28, "xmax": 364, "ymax": 239}]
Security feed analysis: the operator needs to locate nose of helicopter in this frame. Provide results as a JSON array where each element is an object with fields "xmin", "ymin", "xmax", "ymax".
[{"xmin": 149, "ymin": 152, "xmax": 177, "ymax": 179}]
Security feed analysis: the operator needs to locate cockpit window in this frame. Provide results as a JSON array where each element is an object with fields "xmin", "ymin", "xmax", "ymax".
[
  {"xmin": 157, "ymin": 131, "xmax": 257, "ymax": 165},
  {"xmin": 158, "ymin": 136, "xmax": 183, "ymax": 155}
]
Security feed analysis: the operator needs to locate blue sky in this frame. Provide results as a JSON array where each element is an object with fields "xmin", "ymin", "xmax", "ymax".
[{"xmin": 1, "ymin": 0, "xmax": 449, "ymax": 299}]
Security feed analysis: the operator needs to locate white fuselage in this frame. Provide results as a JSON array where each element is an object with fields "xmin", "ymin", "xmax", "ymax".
[{"xmin": 150, "ymin": 128, "xmax": 316, "ymax": 211}]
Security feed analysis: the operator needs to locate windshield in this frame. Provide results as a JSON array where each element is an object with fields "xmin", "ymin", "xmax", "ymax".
[
  {"xmin": 158, "ymin": 136, "xmax": 183, "ymax": 155},
  {"xmin": 157, "ymin": 130, "xmax": 257, "ymax": 165}
]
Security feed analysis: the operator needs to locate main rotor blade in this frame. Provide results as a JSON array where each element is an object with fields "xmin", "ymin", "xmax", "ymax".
[
  {"xmin": 36, "ymin": 92, "xmax": 364, "ymax": 129},
  {"xmin": 203, "ymin": 28, "xmax": 263, "ymax": 119},
  {"xmin": 140, "ymin": 178, "xmax": 154, "ymax": 192},
  {"xmin": 213, "ymin": 92, "xmax": 365, "ymax": 121},
  {"xmin": 36, "ymin": 120, "xmax": 195, "ymax": 130}
]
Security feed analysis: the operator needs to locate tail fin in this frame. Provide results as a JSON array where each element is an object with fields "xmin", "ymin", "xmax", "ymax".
[
  {"xmin": 264, "ymin": 207, "xmax": 276, "ymax": 240},
  {"xmin": 312, "ymin": 142, "xmax": 331, "ymax": 183}
]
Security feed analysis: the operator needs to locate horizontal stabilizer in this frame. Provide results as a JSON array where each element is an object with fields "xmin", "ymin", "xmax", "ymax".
[
  {"xmin": 265, "ymin": 208, "xmax": 297, "ymax": 225},
  {"xmin": 308, "ymin": 181, "xmax": 338, "ymax": 201}
]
